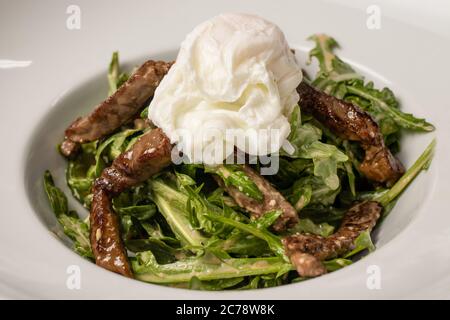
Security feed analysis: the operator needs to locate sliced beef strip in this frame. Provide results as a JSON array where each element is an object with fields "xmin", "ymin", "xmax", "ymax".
[
  {"xmin": 61, "ymin": 60, "xmax": 172, "ymax": 158},
  {"xmin": 214, "ymin": 164, "xmax": 299, "ymax": 232},
  {"xmin": 297, "ymin": 81, "xmax": 404, "ymax": 186},
  {"xmin": 90, "ymin": 128, "xmax": 172, "ymax": 277},
  {"xmin": 283, "ymin": 201, "xmax": 382, "ymax": 277}
]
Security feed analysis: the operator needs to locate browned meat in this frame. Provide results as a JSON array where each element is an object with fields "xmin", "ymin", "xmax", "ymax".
[
  {"xmin": 60, "ymin": 60, "xmax": 172, "ymax": 157},
  {"xmin": 297, "ymin": 82, "xmax": 404, "ymax": 186},
  {"xmin": 90, "ymin": 128, "xmax": 172, "ymax": 277},
  {"xmin": 90, "ymin": 188, "xmax": 133, "ymax": 277},
  {"xmin": 60, "ymin": 139, "xmax": 80, "ymax": 159},
  {"xmin": 283, "ymin": 201, "xmax": 382, "ymax": 277},
  {"xmin": 215, "ymin": 165, "xmax": 298, "ymax": 232}
]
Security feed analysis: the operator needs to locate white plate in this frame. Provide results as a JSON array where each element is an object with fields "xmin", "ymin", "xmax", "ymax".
[{"xmin": 0, "ymin": 0, "xmax": 449, "ymax": 299}]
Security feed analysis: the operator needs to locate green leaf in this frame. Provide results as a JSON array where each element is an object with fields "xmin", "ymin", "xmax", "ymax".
[
  {"xmin": 288, "ymin": 138, "xmax": 348, "ymax": 191},
  {"xmin": 307, "ymin": 34, "xmax": 434, "ymax": 133},
  {"xmin": 140, "ymin": 220, "xmax": 180, "ymax": 246},
  {"xmin": 376, "ymin": 139, "xmax": 436, "ymax": 207},
  {"xmin": 180, "ymin": 177, "xmax": 246, "ymax": 237},
  {"xmin": 299, "ymin": 205, "xmax": 347, "ymax": 224},
  {"xmin": 107, "ymin": 52, "xmax": 129, "ymax": 96},
  {"xmin": 188, "ymin": 276, "xmax": 245, "ymax": 291},
  {"xmin": 214, "ymin": 234, "xmax": 270, "ymax": 257},
  {"xmin": 119, "ymin": 215, "xmax": 143, "ymax": 241},
  {"xmin": 251, "ymin": 210, "xmax": 282, "ymax": 229},
  {"xmin": 283, "ymin": 105, "xmax": 322, "ymax": 157},
  {"xmin": 125, "ymin": 238, "xmax": 183, "ymax": 264},
  {"xmin": 108, "ymin": 52, "xmax": 120, "ymax": 96},
  {"xmin": 116, "ymin": 204, "xmax": 157, "ymax": 221},
  {"xmin": 66, "ymin": 159, "xmax": 94, "ymax": 206},
  {"xmin": 346, "ymin": 83, "xmax": 434, "ymax": 132},
  {"xmin": 343, "ymin": 230, "xmax": 375, "ymax": 258},
  {"xmin": 323, "ymin": 258, "xmax": 353, "ymax": 271},
  {"xmin": 108, "ymin": 129, "xmax": 140, "ymax": 160},
  {"xmin": 206, "ymin": 188, "xmax": 237, "ymax": 208},
  {"xmin": 93, "ymin": 129, "xmax": 139, "ymax": 177},
  {"xmin": 344, "ymin": 160, "xmax": 356, "ymax": 196},
  {"xmin": 270, "ymin": 158, "xmax": 312, "ymax": 189},
  {"xmin": 206, "ymin": 165, "xmax": 263, "ymax": 201},
  {"xmin": 288, "ymin": 175, "xmax": 341, "ymax": 209},
  {"xmin": 206, "ymin": 213, "xmax": 286, "ymax": 259},
  {"xmin": 132, "ymin": 251, "xmax": 293, "ymax": 283},
  {"xmin": 44, "ymin": 171, "xmax": 93, "ymax": 258},
  {"xmin": 140, "ymin": 106, "xmax": 149, "ymax": 119},
  {"xmin": 308, "ymin": 34, "xmax": 362, "ymax": 91},
  {"xmin": 288, "ymin": 218, "xmax": 335, "ymax": 237},
  {"xmin": 58, "ymin": 214, "xmax": 93, "ymax": 259},
  {"xmin": 43, "ymin": 170, "xmax": 69, "ymax": 217},
  {"xmin": 148, "ymin": 175, "xmax": 208, "ymax": 247}
]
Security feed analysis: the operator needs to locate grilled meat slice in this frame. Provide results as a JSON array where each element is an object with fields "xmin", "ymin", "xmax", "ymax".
[
  {"xmin": 90, "ymin": 188, "xmax": 133, "ymax": 277},
  {"xmin": 297, "ymin": 82, "xmax": 404, "ymax": 186},
  {"xmin": 283, "ymin": 201, "xmax": 382, "ymax": 277},
  {"xmin": 61, "ymin": 60, "xmax": 172, "ymax": 157},
  {"xmin": 60, "ymin": 139, "xmax": 80, "ymax": 158},
  {"xmin": 90, "ymin": 128, "xmax": 172, "ymax": 277},
  {"xmin": 215, "ymin": 165, "xmax": 298, "ymax": 232}
]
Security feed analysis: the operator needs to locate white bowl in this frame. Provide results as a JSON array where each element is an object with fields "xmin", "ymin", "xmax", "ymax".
[{"xmin": 1, "ymin": 0, "xmax": 449, "ymax": 299}]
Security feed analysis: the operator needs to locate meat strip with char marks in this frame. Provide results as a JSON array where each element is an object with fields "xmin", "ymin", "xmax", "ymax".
[
  {"xmin": 297, "ymin": 82, "xmax": 404, "ymax": 186},
  {"xmin": 61, "ymin": 60, "xmax": 172, "ymax": 157},
  {"xmin": 214, "ymin": 164, "xmax": 299, "ymax": 232},
  {"xmin": 90, "ymin": 128, "xmax": 172, "ymax": 277},
  {"xmin": 283, "ymin": 201, "xmax": 382, "ymax": 277}
]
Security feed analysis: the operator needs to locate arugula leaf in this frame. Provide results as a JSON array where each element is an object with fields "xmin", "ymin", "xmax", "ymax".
[
  {"xmin": 132, "ymin": 251, "xmax": 293, "ymax": 283},
  {"xmin": 308, "ymin": 34, "xmax": 434, "ymax": 132},
  {"xmin": 140, "ymin": 220, "xmax": 180, "ymax": 246},
  {"xmin": 287, "ymin": 175, "xmax": 341, "ymax": 210},
  {"xmin": 323, "ymin": 258, "xmax": 353, "ymax": 271},
  {"xmin": 308, "ymin": 34, "xmax": 362, "ymax": 92},
  {"xmin": 270, "ymin": 158, "xmax": 312, "ymax": 189},
  {"xmin": 66, "ymin": 159, "xmax": 94, "ymax": 207},
  {"xmin": 58, "ymin": 214, "xmax": 93, "ymax": 259},
  {"xmin": 206, "ymin": 165, "xmax": 263, "ymax": 201},
  {"xmin": 108, "ymin": 51, "xmax": 129, "ymax": 95},
  {"xmin": 213, "ymin": 234, "xmax": 270, "ymax": 257},
  {"xmin": 344, "ymin": 230, "xmax": 375, "ymax": 258},
  {"xmin": 296, "ymin": 141, "xmax": 348, "ymax": 190},
  {"xmin": 125, "ymin": 238, "xmax": 184, "ymax": 264},
  {"xmin": 44, "ymin": 170, "xmax": 69, "ymax": 217},
  {"xmin": 251, "ymin": 210, "xmax": 282, "ymax": 229},
  {"xmin": 44, "ymin": 170, "xmax": 93, "ymax": 258},
  {"xmin": 116, "ymin": 204, "xmax": 156, "ymax": 220},
  {"xmin": 206, "ymin": 188, "xmax": 237, "ymax": 209},
  {"xmin": 140, "ymin": 106, "xmax": 149, "ymax": 119},
  {"xmin": 188, "ymin": 276, "xmax": 245, "ymax": 291},
  {"xmin": 92, "ymin": 129, "xmax": 140, "ymax": 177},
  {"xmin": 148, "ymin": 175, "xmax": 208, "ymax": 247},
  {"xmin": 299, "ymin": 205, "xmax": 347, "ymax": 224},
  {"xmin": 288, "ymin": 218, "xmax": 335, "ymax": 237},
  {"xmin": 346, "ymin": 82, "xmax": 434, "ymax": 132},
  {"xmin": 375, "ymin": 139, "xmax": 436, "ymax": 206},
  {"xmin": 206, "ymin": 213, "xmax": 286, "ymax": 259},
  {"xmin": 283, "ymin": 105, "xmax": 348, "ymax": 191}
]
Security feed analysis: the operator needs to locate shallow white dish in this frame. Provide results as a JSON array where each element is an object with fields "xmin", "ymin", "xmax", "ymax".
[{"xmin": 0, "ymin": 0, "xmax": 449, "ymax": 299}]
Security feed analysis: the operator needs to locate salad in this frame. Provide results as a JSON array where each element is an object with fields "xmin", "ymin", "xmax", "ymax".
[{"xmin": 44, "ymin": 25, "xmax": 435, "ymax": 290}]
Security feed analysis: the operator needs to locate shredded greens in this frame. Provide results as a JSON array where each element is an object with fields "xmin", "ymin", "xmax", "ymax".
[{"xmin": 43, "ymin": 34, "xmax": 435, "ymax": 290}]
